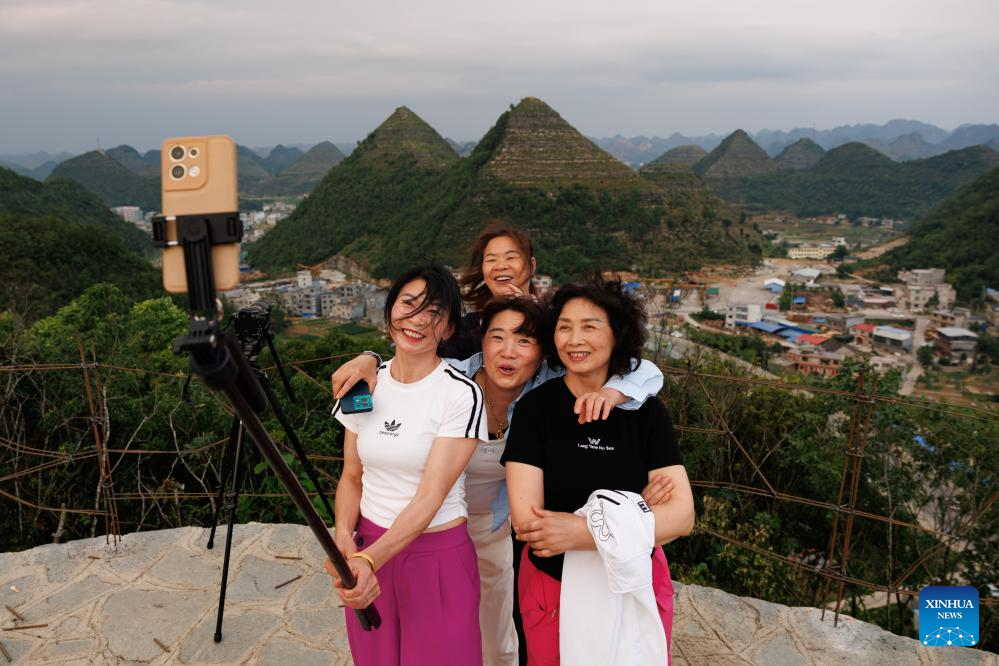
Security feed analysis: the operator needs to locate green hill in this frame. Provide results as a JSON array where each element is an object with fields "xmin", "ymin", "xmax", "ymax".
[
  {"xmin": 244, "ymin": 141, "xmax": 346, "ymax": 196},
  {"xmin": 354, "ymin": 106, "xmax": 458, "ymax": 169},
  {"xmin": 645, "ymin": 145, "xmax": 707, "ymax": 168},
  {"xmin": 236, "ymin": 144, "xmax": 271, "ymax": 189},
  {"xmin": 248, "ymin": 99, "xmax": 758, "ymax": 281},
  {"xmin": 713, "ymin": 144, "xmax": 999, "ymax": 219},
  {"xmin": 106, "ymin": 145, "xmax": 159, "ymax": 177},
  {"xmin": 478, "ymin": 97, "xmax": 651, "ymax": 192},
  {"xmin": 48, "ymin": 151, "xmax": 160, "ymax": 211},
  {"xmin": 774, "ymin": 138, "xmax": 825, "ymax": 171},
  {"xmin": 262, "ymin": 144, "xmax": 304, "ymax": 175},
  {"xmin": 0, "ymin": 214, "xmax": 159, "ymax": 320},
  {"xmin": 695, "ymin": 130, "xmax": 777, "ymax": 180},
  {"xmin": 639, "ymin": 163, "xmax": 707, "ymax": 193},
  {"xmin": 882, "ymin": 165, "xmax": 999, "ymax": 299},
  {"xmin": 0, "ymin": 166, "xmax": 150, "ymax": 255}
]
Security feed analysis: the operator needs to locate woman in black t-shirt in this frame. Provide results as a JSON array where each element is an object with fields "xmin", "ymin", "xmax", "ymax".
[{"xmin": 502, "ymin": 278, "xmax": 695, "ymax": 665}]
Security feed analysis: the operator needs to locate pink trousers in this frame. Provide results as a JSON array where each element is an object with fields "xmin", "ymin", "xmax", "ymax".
[
  {"xmin": 345, "ymin": 517, "xmax": 483, "ymax": 666},
  {"xmin": 517, "ymin": 545, "xmax": 675, "ymax": 665}
]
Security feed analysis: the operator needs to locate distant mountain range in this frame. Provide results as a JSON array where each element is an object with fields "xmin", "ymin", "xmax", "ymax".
[
  {"xmin": 591, "ymin": 121, "xmax": 999, "ymax": 166},
  {"xmin": 704, "ymin": 131, "xmax": 999, "ymax": 219},
  {"xmin": 247, "ymin": 98, "xmax": 758, "ymax": 281}
]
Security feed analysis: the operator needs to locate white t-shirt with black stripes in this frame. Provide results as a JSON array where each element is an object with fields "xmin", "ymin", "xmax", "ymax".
[{"xmin": 334, "ymin": 359, "xmax": 487, "ymax": 530}]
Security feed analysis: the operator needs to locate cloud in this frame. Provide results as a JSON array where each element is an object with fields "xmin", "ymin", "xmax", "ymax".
[{"xmin": 1, "ymin": 0, "xmax": 996, "ymax": 151}]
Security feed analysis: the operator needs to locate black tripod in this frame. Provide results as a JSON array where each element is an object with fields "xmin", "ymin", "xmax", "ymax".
[
  {"xmin": 152, "ymin": 211, "xmax": 379, "ymax": 640},
  {"xmin": 205, "ymin": 301, "xmax": 336, "ymax": 642}
]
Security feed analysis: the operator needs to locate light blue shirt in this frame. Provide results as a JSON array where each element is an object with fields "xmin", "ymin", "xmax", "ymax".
[{"xmin": 445, "ymin": 354, "xmax": 664, "ymax": 529}]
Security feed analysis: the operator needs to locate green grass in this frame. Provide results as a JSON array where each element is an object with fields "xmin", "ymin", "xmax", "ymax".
[
  {"xmin": 759, "ymin": 219, "xmax": 900, "ymax": 247},
  {"xmin": 335, "ymin": 323, "xmax": 378, "ymax": 336}
]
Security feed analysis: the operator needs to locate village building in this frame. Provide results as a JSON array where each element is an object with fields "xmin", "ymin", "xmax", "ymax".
[
  {"xmin": 872, "ymin": 325, "xmax": 913, "ymax": 352},
  {"xmin": 934, "ymin": 327, "xmax": 979, "ymax": 362}
]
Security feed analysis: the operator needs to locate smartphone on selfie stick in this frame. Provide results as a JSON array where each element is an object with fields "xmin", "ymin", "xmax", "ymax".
[{"xmin": 153, "ymin": 135, "xmax": 380, "ymax": 632}]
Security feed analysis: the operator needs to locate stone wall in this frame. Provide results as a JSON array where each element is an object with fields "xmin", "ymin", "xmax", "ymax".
[{"xmin": 0, "ymin": 524, "xmax": 994, "ymax": 665}]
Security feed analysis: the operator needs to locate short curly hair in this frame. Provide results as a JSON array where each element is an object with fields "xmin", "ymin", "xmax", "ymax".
[{"xmin": 546, "ymin": 277, "xmax": 647, "ymax": 378}]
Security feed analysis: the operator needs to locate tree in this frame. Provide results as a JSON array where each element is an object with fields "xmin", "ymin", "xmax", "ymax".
[
  {"xmin": 917, "ymin": 345, "xmax": 935, "ymax": 367},
  {"xmin": 831, "ymin": 245, "xmax": 849, "ymax": 261},
  {"xmin": 779, "ymin": 284, "xmax": 793, "ymax": 312}
]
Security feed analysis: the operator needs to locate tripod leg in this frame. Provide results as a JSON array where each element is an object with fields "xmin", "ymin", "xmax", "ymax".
[
  {"xmin": 214, "ymin": 420, "xmax": 245, "ymax": 643},
  {"xmin": 260, "ymin": 377, "xmax": 335, "ymax": 523},
  {"xmin": 208, "ymin": 415, "xmax": 241, "ymax": 549}
]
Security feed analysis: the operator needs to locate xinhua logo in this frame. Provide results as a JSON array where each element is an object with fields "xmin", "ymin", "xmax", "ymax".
[{"xmin": 919, "ymin": 586, "xmax": 978, "ymax": 647}]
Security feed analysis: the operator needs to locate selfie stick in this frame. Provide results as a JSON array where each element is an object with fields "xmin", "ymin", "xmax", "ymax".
[{"xmin": 152, "ymin": 212, "xmax": 380, "ymax": 632}]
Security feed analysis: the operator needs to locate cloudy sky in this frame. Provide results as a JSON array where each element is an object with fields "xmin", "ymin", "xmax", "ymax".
[{"xmin": 2, "ymin": 0, "xmax": 997, "ymax": 153}]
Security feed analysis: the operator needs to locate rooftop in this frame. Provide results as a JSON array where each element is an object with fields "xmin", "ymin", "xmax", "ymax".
[{"xmin": 937, "ymin": 327, "xmax": 979, "ymax": 339}]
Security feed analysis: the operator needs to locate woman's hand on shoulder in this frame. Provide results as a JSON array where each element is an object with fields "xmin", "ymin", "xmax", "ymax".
[
  {"xmin": 331, "ymin": 353, "xmax": 379, "ymax": 400},
  {"xmin": 573, "ymin": 387, "xmax": 627, "ymax": 424}
]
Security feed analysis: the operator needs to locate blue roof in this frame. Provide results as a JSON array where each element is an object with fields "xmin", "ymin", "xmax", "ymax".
[
  {"xmin": 766, "ymin": 284, "xmax": 783, "ymax": 293},
  {"xmin": 877, "ymin": 325, "xmax": 911, "ymax": 336},
  {"xmin": 813, "ymin": 317, "xmax": 827, "ymax": 323},
  {"xmin": 778, "ymin": 330, "xmax": 804, "ymax": 340},
  {"xmin": 735, "ymin": 320, "xmax": 783, "ymax": 334},
  {"xmin": 793, "ymin": 296, "xmax": 807, "ymax": 304}
]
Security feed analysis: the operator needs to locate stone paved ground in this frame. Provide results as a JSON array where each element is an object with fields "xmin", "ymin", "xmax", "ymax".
[{"xmin": 0, "ymin": 524, "xmax": 995, "ymax": 665}]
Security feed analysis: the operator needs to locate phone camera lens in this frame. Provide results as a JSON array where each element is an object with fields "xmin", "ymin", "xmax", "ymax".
[
  {"xmin": 170, "ymin": 145, "xmax": 185, "ymax": 160},
  {"xmin": 171, "ymin": 165, "xmax": 186, "ymax": 179},
  {"xmin": 189, "ymin": 147, "xmax": 199, "ymax": 158}
]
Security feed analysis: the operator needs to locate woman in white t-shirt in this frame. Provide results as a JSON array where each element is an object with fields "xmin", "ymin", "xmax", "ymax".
[
  {"xmin": 327, "ymin": 263, "xmax": 487, "ymax": 666},
  {"xmin": 332, "ymin": 296, "xmax": 673, "ymax": 666}
]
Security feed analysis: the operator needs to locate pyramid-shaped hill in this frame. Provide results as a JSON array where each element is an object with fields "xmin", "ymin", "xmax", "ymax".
[
  {"xmin": 248, "ymin": 101, "xmax": 761, "ymax": 280},
  {"xmin": 478, "ymin": 97, "xmax": 654, "ymax": 192},
  {"xmin": 646, "ymin": 144, "xmax": 707, "ymax": 168},
  {"xmin": 639, "ymin": 163, "xmax": 707, "ymax": 193},
  {"xmin": 246, "ymin": 107, "xmax": 458, "ymax": 273},
  {"xmin": 886, "ymin": 132, "xmax": 937, "ymax": 161},
  {"xmin": 245, "ymin": 142, "xmax": 346, "ymax": 196},
  {"xmin": 283, "ymin": 141, "xmax": 346, "ymax": 176},
  {"xmin": 352, "ymin": 106, "xmax": 458, "ymax": 170},
  {"xmin": 775, "ymin": 139, "xmax": 825, "ymax": 171},
  {"xmin": 236, "ymin": 144, "xmax": 271, "ymax": 188},
  {"xmin": 262, "ymin": 144, "xmax": 304, "ymax": 175},
  {"xmin": 811, "ymin": 142, "xmax": 893, "ymax": 173},
  {"xmin": 49, "ymin": 150, "xmax": 159, "ymax": 211},
  {"xmin": 106, "ymin": 145, "xmax": 159, "ymax": 177},
  {"xmin": 694, "ymin": 130, "xmax": 777, "ymax": 180}
]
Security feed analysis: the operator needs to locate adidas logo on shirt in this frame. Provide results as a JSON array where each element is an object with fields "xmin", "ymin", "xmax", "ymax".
[{"xmin": 380, "ymin": 419, "xmax": 402, "ymax": 436}]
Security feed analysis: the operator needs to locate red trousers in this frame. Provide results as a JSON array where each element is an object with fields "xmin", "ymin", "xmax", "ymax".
[{"xmin": 517, "ymin": 545, "xmax": 675, "ymax": 665}]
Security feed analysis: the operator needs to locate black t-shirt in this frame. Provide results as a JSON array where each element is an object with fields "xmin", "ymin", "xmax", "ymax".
[
  {"xmin": 439, "ymin": 311, "xmax": 482, "ymax": 361},
  {"xmin": 501, "ymin": 377, "xmax": 683, "ymax": 581}
]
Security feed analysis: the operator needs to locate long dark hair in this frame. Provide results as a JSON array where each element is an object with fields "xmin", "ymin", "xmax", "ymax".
[
  {"xmin": 458, "ymin": 221, "xmax": 537, "ymax": 312},
  {"xmin": 384, "ymin": 263, "xmax": 463, "ymax": 341},
  {"xmin": 546, "ymin": 277, "xmax": 646, "ymax": 378}
]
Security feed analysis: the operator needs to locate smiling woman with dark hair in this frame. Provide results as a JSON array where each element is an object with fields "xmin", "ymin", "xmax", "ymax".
[
  {"xmin": 503, "ymin": 278, "xmax": 695, "ymax": 665},
  {"xmin": 327, "ymin": 262, "xmax": 487, "ymax": 666},
  {"xmin": 442, "ymin": 221, "xmax": 539, "ymax": 360}
]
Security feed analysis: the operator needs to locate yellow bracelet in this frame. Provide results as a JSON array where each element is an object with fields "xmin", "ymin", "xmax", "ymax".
[{"xmin": 350, "ymin": 551, "xmax": 376, "ymax": 572}]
